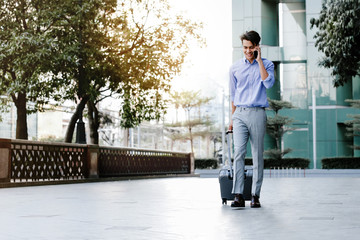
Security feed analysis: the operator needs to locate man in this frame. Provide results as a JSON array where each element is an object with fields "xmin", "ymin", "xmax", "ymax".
[{"xmin": 228, "ymin": 30, "xmax": 275, "ymax": 208}]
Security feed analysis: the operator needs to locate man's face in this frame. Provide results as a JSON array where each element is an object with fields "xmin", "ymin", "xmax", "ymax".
[{"xmin": 242, "ymin": 39, "xmax": 256, "ymax": 61}]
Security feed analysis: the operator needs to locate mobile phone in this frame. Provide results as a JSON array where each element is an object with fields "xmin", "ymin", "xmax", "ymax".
[{"xmin": 254, "ymin": 50, "xmax": 258, "ymax": 59}]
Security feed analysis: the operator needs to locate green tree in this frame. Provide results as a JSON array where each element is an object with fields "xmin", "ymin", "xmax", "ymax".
[
  {"xmin": 265, "ymin": 99, "xmax": 295, "ymax": 160},
  {"xmin": 310, "ymin": 0, "xmax": 360, "ymax": 87},
  {"xmin": 100, "ymin": 0, "xmax": 203, "ymax": 144},
  {"xmin": 57, "ymin": 0, "xmax": 204, "ymax": 143},
  {"xmin": 345, "ymin": 99, "xmax": 360, "ymax": 150},
  {"xmin": 166, "ymin": 90, "xmax": 213, "ymax": 156},
  {"xmin": 0, "ymin": 0, "xmax": 203, "ymax": 143},
  {"xmin": 0, "ymin": 0, "xmax": 69, "ymax": 139},
  {"xmin": 48, "ymin": 0, "xmax": 126, "ymax": 143}
]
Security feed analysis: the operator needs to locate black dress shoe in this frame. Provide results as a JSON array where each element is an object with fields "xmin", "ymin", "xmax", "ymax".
[
  {"xmin": 251, "ymin": 195, "xmax": 261, "ymax": 208},
  {"xmin": 231, "ymin": 194, "xmax": 245, "ymax": 207}
]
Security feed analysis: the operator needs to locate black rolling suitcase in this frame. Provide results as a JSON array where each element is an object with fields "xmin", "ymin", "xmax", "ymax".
[{"xmin": 219, "ymin": 130, "xmax": 253, "ymax": 205}]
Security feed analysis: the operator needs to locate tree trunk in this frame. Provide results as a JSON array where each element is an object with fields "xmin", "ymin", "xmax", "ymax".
[
  {"xmin": 12, "ymin": 92, "xmax": 28, "ymax": 139},
  {"xmin": 206, "ymin": 135, "xmax": 210, "ymax": 157},
  {"xmin": 87, "ymin": 100, "xmax": 99, "ymax": 144},
  {"xmin": 275, "ymin": 124, "xmax": 281, "ymax": 150},
  {"xmin": 186, "ymin": 109, "xmax": 194, "ymax": 155},
  {"xmin": 65, "ymin": 97, "xmax": 89, "ymax": 143},
  {"xmin": 189, "ymin": 126, "xmax": 194, "ymax": 156},
  {"xmin": 276, "ymin": 136, "xmax": 281, "ymax": 150}
]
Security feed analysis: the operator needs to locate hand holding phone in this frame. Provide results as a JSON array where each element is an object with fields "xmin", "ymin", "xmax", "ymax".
[{"xmin": 254, "ymin": 50, "xmax": 258, "ymax": 59}]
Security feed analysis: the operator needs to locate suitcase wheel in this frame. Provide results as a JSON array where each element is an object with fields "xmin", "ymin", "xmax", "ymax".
[{"xmin": 222, "ymin": 198, "xmax": 227, "ymax": 205}]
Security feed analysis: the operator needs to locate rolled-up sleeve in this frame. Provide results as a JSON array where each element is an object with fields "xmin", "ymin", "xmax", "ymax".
[
  {"xmin": 229, "ymin": 67, "xmax": 236, "ymax": 101},
  {"xmin": 262, "ymin": 61, "xmax": 275, "ymax": 89}
]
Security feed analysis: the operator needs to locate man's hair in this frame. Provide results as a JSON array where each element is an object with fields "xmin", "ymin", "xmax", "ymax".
[{"xmin": 240, "ymin": 31, "xmax": 261, "ymax": 46}]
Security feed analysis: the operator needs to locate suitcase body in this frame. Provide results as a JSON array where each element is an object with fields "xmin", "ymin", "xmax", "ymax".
[
  {"xmin": 219, "ymin": 165, "xmax": 253, "ymax": 204},
  {"xmin": 219, "ymin": 130, "xmax": 253, "ymax": 205}
]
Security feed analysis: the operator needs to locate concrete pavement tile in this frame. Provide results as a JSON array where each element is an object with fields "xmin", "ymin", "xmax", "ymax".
[{"xmin": 0, "ymin": 177, "xmax": 360, "ymax": 239}]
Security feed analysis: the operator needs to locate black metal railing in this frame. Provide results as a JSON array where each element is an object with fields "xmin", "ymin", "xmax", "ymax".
[
  {"xmin": 0, "ymin": 138, "xmax": 192, "ymax": 183},
  {"xmin": 98, "ymin": 147, "xmax": 191, "ymax": 177},
  {"xmin": 9, "ymin": 140, "xmax": 87, "ymax": 182}
]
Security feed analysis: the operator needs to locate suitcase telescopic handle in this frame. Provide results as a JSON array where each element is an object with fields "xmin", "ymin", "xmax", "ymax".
[{"xmin": 226, "ymin": 130, "xmax": 233, "ymax": 179}]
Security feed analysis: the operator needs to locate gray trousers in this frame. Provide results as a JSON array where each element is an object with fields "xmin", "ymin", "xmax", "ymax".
[{"xmin": 231, "ymin": 107, "xmax": 266, "ymax": 197}]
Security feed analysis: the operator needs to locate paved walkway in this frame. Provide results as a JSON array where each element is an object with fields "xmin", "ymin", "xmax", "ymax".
[{"xmin": 0, "ymin": 174, "xmax": 360, "ymax": 239}]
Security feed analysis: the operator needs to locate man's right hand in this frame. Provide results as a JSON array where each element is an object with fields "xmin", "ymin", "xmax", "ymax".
[
  {"xmin": 228, "ymin": 120, "xmax": 233, "ymax": 131},
  {"xmin": 229, "ymin": 102, "xmax": 235, "ymax": 131}
]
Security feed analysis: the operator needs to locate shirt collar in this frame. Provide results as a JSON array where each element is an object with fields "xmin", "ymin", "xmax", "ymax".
[{"xmin": 243, "ymin": 57, "xmax": 257, "ymax": 64}]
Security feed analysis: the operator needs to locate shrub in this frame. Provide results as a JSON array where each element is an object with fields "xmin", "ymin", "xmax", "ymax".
[
  {"xmin": 195, "ymin": 158, "xmax": 218, "ymax": 169},
  {"xmin": 322, "ymin": 157, "xmax": 360, "ymax": 169},
  {"xmin": 245, "ymin": 158, "xmax": 310, "ymax": 169}
]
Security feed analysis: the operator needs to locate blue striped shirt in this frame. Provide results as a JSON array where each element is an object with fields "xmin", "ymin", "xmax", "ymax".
[{"xmin": 229, "ymin": 57, "xmax": 275, "ymax": 108}]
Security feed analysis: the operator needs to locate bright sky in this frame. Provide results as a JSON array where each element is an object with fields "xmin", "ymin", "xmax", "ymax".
[{"xmin": 168, "ymin": 0, "xmax": 232, "ymax": 97}]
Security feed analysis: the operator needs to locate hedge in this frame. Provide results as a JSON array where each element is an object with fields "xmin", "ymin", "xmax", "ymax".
[
  {"xmin": 195, "ymin": 158, "xmax": 310, "ymax": 169},
  {"xmin": 321, "ymin": 157, "xmax": 360, "ymax": 169},
  {"xmin": 195, "ymin": 158, "xmax": 218, "ymax": 169},
  {"xmin": 245, "ymin": 158, "xmax": 310, "ymax": 169}
]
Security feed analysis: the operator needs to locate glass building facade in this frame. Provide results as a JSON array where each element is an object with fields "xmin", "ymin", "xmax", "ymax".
[{"xmin": 232, "ymin": 0, "xmax": 360, "ymax": 168}]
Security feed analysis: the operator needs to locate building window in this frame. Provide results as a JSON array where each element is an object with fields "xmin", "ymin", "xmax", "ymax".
[
  {"xmin": 336, "ymin": 80, "xmax": 353, "ymax": 106},
  {"xmin": 280, "ymin": 63, "xmax": 307, "ymax": 109},
  {"xmin": 267, "ymin": 62, "xmax": 280, "ymax": 100}
]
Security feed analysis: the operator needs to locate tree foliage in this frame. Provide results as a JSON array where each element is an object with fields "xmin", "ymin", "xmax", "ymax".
[
  {"xmin": 56, "ymin": 0, "xmax": 204, "ymax": 143},
  {"xmin": 0, "ymin": 0, "xmax": 204, "ymax": 142},
  {"xmin": 87, "ymin": 0, "xmax": 204, "ymax": 143},
  {"xmin": 56, "ymin": 0, "xmax": 130, "ymax": 142},
  {"xmin": 0, "ymin": 0, "xmax": 69, "ymax": 139},
  {"xmin": 310, "ymin": 0, "xmax": 360, "ymax": 87},
  {"xmin": 345, "ymin": 99, "xmax": 360, "ymax": 150},
  {"xmin": 265, "ymin": 98, "xmax": 296, "ymax": 160}
]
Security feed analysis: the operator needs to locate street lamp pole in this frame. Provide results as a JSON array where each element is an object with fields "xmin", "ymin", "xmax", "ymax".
[
  {"xmin": 221, "ymin": 89, "xmax": 225, "ymax": 165},
  {"xmin": 312, "ymin": 88, "xmax": 317, "ymax": 169}
]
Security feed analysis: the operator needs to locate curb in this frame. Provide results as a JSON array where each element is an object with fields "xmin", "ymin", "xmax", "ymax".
[{"xmin": 0, "ymin": 173, "xmax": 200, "ymax": 189}]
